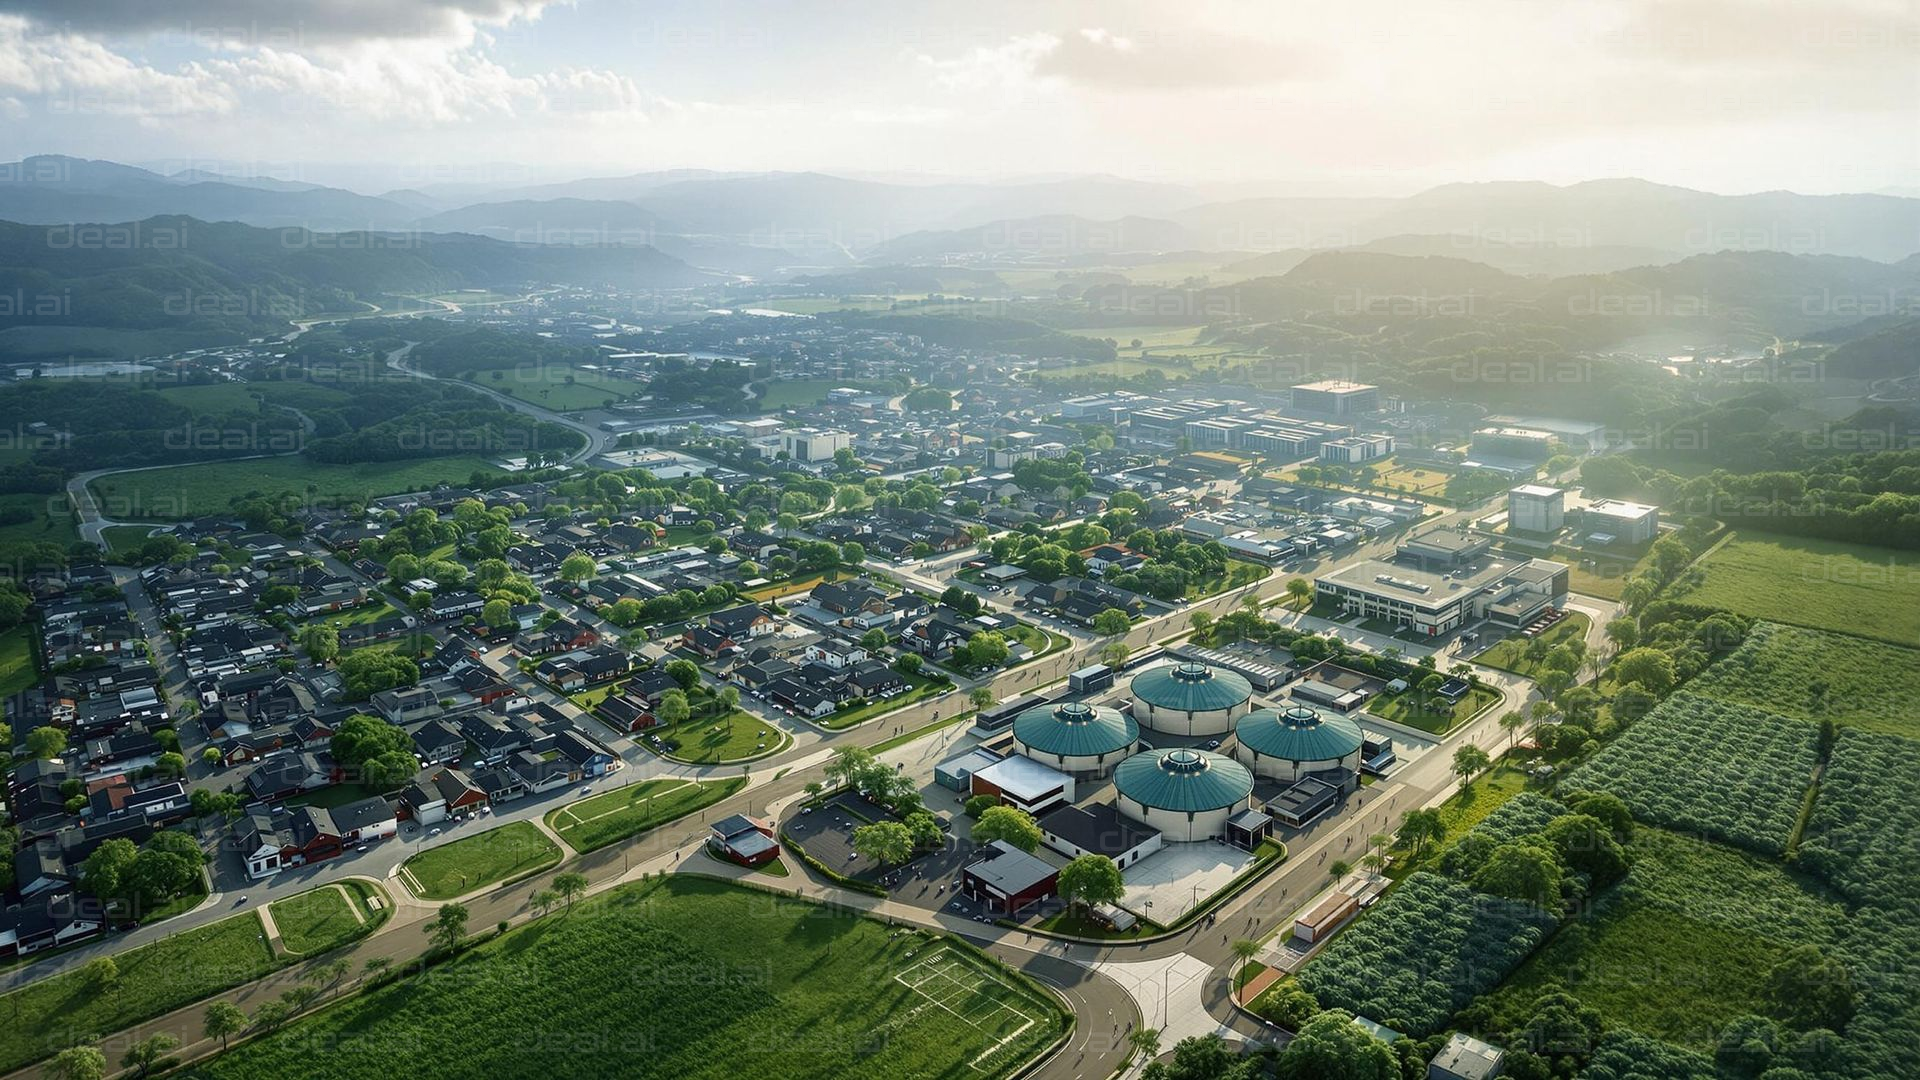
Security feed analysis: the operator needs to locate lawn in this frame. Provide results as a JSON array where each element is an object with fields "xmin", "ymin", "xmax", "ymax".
[
  {"xmin": 0, "ymin": 909, "xmax": 278, "ymax": 1074},
  {"xmin": 0, "ymin": 624, "xmax": 38, "ymax": 700},
  {"xmin": 1685, "ymin": 621, "xmax": 1920, "ymax": 737},
  {"xmin": 816, "ymin": 674, "xmax": 948, "ymax": 730},
  {"xmin": 1556, "ymin": 544, "xmax": 1655, "ymax": 600},
  {"xmin": 400, "ymin": 822, "xmax": 563, "ymax": 900},
  {"xmin": 185, "ymin": 876, "xmax": 1067, "ymax": 1080},
  {"xmin": 1669, "ymin": 531, "xmax": 1920, "ymax": 646},
  {"xmin": 270, "ymin": 881, "xmax": 389, "ymax": 955},
  {"xmin": 307, "ymin": 600, "xmax": 404, "ymax": 629},
  {"xmin": 468, "ymin": 364, "xmax": 642, "ymax": 411},
  {"xmin": 649, "ymin": 710, "xmax": 792, "ymax": 764},
  {"xmin": 1367, "ymin": 684, "xmax": 1500, "ymax": 735},
  {"xmin": 752, "ymin": 376, "xmax": 890, "ymax": 410},
  {"xmin": 1187, "ymin": 559, "xmax": 1271, "ymax": 600},
  {"xmin": 1473, "ymin": 612, "xmax": 1592, "ymax": 677},
  {"xmin": 99, "ymin": 522, "xmax": 161, "ymax": 559},
  {"xmin": 90, "ymin": 455, "xmax": 506, "ymax": 520},
  {"xmin": 1483, "ymin": 828, "xmax": 1848, "ymax": 1052},
  {"xmin": 546, "ymin": 777, "xmax": 748, "ymax": 853}
]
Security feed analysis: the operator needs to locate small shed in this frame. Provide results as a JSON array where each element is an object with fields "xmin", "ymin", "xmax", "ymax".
[
  {"xmin": 1224, "ymin": 807, "xmax": 1273, "ymax": 851},
  {"xmin": 1293, "ymin": 890, "xmax": 1358, "ymax": 943}
]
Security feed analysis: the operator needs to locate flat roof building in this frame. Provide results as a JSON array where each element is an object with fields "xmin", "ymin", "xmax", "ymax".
[
  {"xmin": 1291, "ymin": 380, "xmax": 1380, "ymax": 417},
  {"xmin": 962, "ymin": 840, "xmax": 1059, "ymax": 915},
  {"xmin": 970, "ymin": 754, "xmax": 1075, "ymax": 816},
  {"xmin": 1039, "ymin": 802, "xmax": 1164, "ymax": 870},
  {"xmin": 1508, "ymin": 485, "xmax": 1565, "ymax": 536},
  {"xmin": 1580, "ymin": 498, "xmax": 1659, "ymax": 544},
  {"xmin": 1316, "ymin": 550, "xmax": 1569, "ymax": 637}
]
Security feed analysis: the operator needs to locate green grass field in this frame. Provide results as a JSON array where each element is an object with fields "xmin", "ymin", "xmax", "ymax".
[
  {"xmin": 751, "ymin": 376, "xmax": 890, "ymax": 410},
  {"xmin": 1485, "ymin": 828, "xmax": 1847, "ymax": 1052},
  {"xmin": 401, "ymin": 822, "xmax": 563, "ymax": 900},
  {"xmin": 157, "ymin": 381, "xmax": 355, "ymax": 415},
  {"xmin": 187, "ymin": 876, "xmax": 1066, "ymax": 1080},
  {"xmin": 650, "ymin": 711, "xmax": 792, "ymax": 764},
  {"xmin": 1369, "ymin": 684, "xmax": 1500, "ymax": 735},
  {"xmin": 546, "ymin": 777, "xmax": 747, "ymax": 853},
  {"xmin": 1670, "ymin": 531, "xmax": 1920, "ymax": 646},
  {"xmin": 90, "ymin": 455, "xmax": 504, "ymax": 520},
  {"xmin": 270, "ymin": 881, "xmax": 388, "ymax": 955},
  {"xmin": 0, "ymin": 909, "xmax": 278, "ymax": 1074},
  {"xmin": 1686, "ymin": 621, "xmax": 1920, "ymax": 737},
  {"xmin": 0, "ymin": 491, "xmax": 79, "ymax": 547},
  {"xmin": 0, "ymin": 625, "xmax": 38, "ymax": 701},
  {"xmin": 100, "ymin": 523, "xmax": 161, "ymax": 559},
  {"xmin": 1474, "ymin": 612, "xmax": 1592, "ymax": 677},
  {"xmin": 468, "ymin": 364, "xmax": 641, "ymax": 411},
  {"xmin": 307, "ymin": 600, "xmax": 404, "ymax": 629},
  {"xmin": 816, "ymin": 675, "xmax": 947, "ymax": 730}
]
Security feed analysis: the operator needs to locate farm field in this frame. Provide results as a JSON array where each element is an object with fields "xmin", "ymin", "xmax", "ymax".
[
  {"xmin": 1685, "ymin": 621, "xmax": 1920, "ymax": 737},
  {"xmin": 0, "ymin": 491, "xmax": 78, "ymax": 547},
  {"xmin": 0, "ymin": 909, "xmax": 278, "ymax": 1074},
  {"xmin": 89, "ymin": 455, "xmax": 504, "ymax": 520},
  {"xmin": 270, "ymin": 881, "xmax": 390, "ymax": 955},
  {"xmin": 1669, "ymin": 531, "xmax": 1920, "ymax": 646},
  {"xmin": 1060, "ymin": 324, "xmax": 1213, "ymax": 349},
  {"xmin": 1797, "ymin": 728, "xmax": 1920, "ymax": 910},
  {"xmin": 400, "ymin": 821, "xmax": 562, "ymax": 899},
  {"xmin": 1296, "ymin": 870, "xmax": 1557, "ymax": 1036},
  {"xmin": 183, "ymin": 877, "xmax": 1067, "ymax": 1080},
  {"xmin": 467, "ymin": 363, "xmax": 641, "ymax": 410},
  {"xmin": 1562, "ymin": 693, "xmax": 1819, "ymax": 856},
  {"xmin": 1483, "ymin": 827, "xmax": 1848, "ymax": 1051},
  {"xmin": 545, "ymin": 776, "xmax": 746, "ymax": 853}
]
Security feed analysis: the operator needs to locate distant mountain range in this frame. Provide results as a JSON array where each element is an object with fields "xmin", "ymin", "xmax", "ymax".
[{"xmin": 2, "ymin": 157, "xmax": 1918, "ymax": 281}]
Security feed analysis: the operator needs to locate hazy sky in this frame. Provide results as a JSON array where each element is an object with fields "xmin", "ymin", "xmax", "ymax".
[{"xmin": 0, "ymin": 0, "xmax": 1914, "ymax": 195}]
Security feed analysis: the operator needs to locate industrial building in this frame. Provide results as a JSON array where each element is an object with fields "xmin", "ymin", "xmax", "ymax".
[
  {"xmin": 1039, "ymin": 802, "xmax": 1164, "ymax": 870},
  {"xmin": 780, "ymin": 428, "xmax": 852, "ymax": 462},
  {"xmin": 1508, "ymin": 484, "xmax": 1566, "ymax": 535},
  {"xmin": 1128, "ymin": 662, "xmax": 1255, "ymax": 737},
  {"xmin": 1012, "ymin": 701, "xmax": 1140, "ymax": 778},
  {"xmin": 1233, "ymin": 704, "xmax": 1365, "ymax": 783},
  {"xmin": 961, "ymin": 840, "xmax": 1060, "ymax": 915},
  {"xmin": 968, "ymin": 754, "xmax": 1075, "ymax": 816},
  {"xmin": 1290, "ymin": 380, "xmax": 1380, "ymax": 417},
  {"xmin": 1580, "ymin": 498, "xmax": 1660, "ymax": 544},
  {"xmin": 1471, "ymin": 426, "xmax": 1556, "ymax": 460},
  {"xmin": 1315, "ymin": 536, "xmax": 1570, "ymax": 636},
  {"xmin": 1318, "ymin": 433, "xmax": 1395, "ymax": 464},
  {"xmin": 1112, "ymin": 748, "xmax": 1256, "ymax": 842}
]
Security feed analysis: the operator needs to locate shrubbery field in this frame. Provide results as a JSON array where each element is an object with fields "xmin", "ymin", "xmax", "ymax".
[
  {"xmin": 1797, "ymin": 729, "xmax": 1920, "ymax": 911},
  {"xmin": 1561, "ymin": 693, "xmax": 1818, "ymax": 855},
  {"xmin": 1686, "ymin": 621, "xmax": 1920, "ymax": 737},
  {"xmin": 1295, "ymin": 871, "xmax": 1557, "ymax": 1036},
  {"xmin": 181, "ymin": 877, "xmax": 1065, "ymax": 1080}
]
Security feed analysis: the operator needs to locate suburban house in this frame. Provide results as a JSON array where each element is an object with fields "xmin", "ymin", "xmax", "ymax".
[
  {"xmin": 401, "ymin": 768, "xmax": 489, "ymax": 825},
  {"xmin": 0, "ymin": 889, "xmax": 104, "ymax": 958},
  {"xmin": 708, "ymin": 604, "xmax": 776, "ymax": 639},
  {"xmin": 707, "ymin": 813, "xmax": 780, "ymax": 867}
]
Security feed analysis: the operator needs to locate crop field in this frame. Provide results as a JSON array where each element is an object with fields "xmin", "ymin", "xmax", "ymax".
[
  {"xmin": 545, "ymin": 776, "xmax": 746, "ymax": 853},
  {"xmin": 1484, "ymin": 827, "xmax": 1848, "ymax": 1051},
  {"xmin": 270, "ymin": 881, "xmax": 387, "ymax": 955},
  {"xmin": 183, "ymin": 877, "xmax": 1066, "ymax": 1080},
  {"xmin": 1669, "ymin": 531, "xmax": 1920, "ymax": 646},
  {"xmin": 1296, "ymin": 871, "xmax": 1557, "ymax": 1036},
  {"xmin": 0, "ymin": 910, "xmax": 277, "ymax": 1074},
  {"xmin": 1561, "ymin": 693, "xmax": 1820, "ymax": 855},
  {"xmin": 400, "ymin": 822, "xmax": 562, "ymax": 899},
  {"xmin": 1685, "ymin": 621, "xmax": 1920, "ymax": 737},
  {"xmin": 89, "ymin": 455, "xmax": 504, "ymax": 519},
  {"xmin": 1797, "ymin": 729, "xmax": 1920, "ymax": 911}
]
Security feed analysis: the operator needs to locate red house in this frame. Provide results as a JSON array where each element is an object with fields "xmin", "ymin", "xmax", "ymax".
[{"xmin": 708, "ymin": 814, "xmax": 780, "ymax": 867}]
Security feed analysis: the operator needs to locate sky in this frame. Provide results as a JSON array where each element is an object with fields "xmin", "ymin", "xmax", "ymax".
[{"xmin": 0, "ymin": 0, "xmax": 1914, "ymax": 196}]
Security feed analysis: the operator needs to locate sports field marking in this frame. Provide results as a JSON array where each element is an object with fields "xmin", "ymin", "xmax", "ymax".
[{"xmin": 894, "ymin": 949, "xmax": 1043, "ymax": 1072}]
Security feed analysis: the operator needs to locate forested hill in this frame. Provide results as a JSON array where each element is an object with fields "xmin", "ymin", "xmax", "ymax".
[{"xmin": 0, "ymin": 215, "xmax": 712, "ymax": 343}]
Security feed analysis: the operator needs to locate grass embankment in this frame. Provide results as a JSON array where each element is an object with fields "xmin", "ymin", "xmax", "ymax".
[{"xmin": 401, "ymin": 822, "xmax": 564, "ymax": 900}]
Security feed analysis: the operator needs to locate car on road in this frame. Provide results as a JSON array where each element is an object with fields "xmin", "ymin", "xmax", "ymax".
[{"xmin": 428, "ymin": 828, "xmax": 442, "ymax": 838}]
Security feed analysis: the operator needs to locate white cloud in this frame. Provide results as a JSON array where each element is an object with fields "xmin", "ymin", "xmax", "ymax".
[{"xmin": 0, "ymin": 16, "xmax": 235, "ymax": 115}]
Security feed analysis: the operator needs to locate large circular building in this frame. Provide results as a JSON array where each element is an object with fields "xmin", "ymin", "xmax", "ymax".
[
  {"xmin": 1129, "ymin": 662, "xmax": 1254, "ymax": 737},
  {"xmin": 1013, "ymin": 701, "xmax": 1140, "ymax": 777},
  {"xmin": 1113, "ymin": 748, "xmax": 1255, "ymax": 842},
  {"xmin": 1233, "ymin": 704, "xmax": 1364, "ymax": 782}
]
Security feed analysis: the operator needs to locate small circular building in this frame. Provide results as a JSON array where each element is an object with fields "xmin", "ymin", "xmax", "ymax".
[
  {"xmin": 1233, "ymin": 704, "xmax": 1364, "ymax": 782},
  {"xmin": 1013, "ymin": 701, "xmax": 1140, "ymax": 777},
  {"xmin": 1128, "ymin": 662, "xmax": 1253, "ymax": 737},
  {"xmin": 1113, "ymin": 748, "xmax": 1255, "ymax": 842}
]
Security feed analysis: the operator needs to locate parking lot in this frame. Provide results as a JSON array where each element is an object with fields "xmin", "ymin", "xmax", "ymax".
[{"xmin": 785, "ymin": 791, "xmax": 999, "ymax": 919}]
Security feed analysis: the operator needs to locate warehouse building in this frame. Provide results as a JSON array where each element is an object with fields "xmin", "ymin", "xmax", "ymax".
[
  {"xmin": 1113, "ymin": 748, "xmax": 1255, "ymax": 842},
  {"xmin": 1290, "ymin": 380, "xmax": 1380, "ymax": 417},
  {"xmin": 1580, "ymin": 498, "xmax": 1660, "ymax": 544},
  {"xmin": 1039, "ymin": 802, "xmax": 1164, "ymax": 870},
  {"xmin": 1508, "ymin": 484, "xmax": 1566, "ymax": 535}
]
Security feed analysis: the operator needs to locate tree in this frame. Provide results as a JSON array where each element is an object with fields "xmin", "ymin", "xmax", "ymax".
[
  {"xmin": 81, "ymin": 840, "xmax": 139, "ymax": 905},
  {"xmin": 851, "ymin": 821, "xmax": 914, "ymax": 866},
  {"xmin": 1499, "ymin": 710, "xmax": 1527, "ymax": 750},
  {"xmin": 120, "ymin": 1034, "xmax": 180, "ymax": 1079},
  {"xmin": 1451, "ymin": 744, "xmax": 1493, "ymax": 786},
  {"xmin": 554, "ymin": 871, "xmax": 589, "ymax": 909},
  {"xmin": 971, "ymin": 806, "xmax": 1042, "ymax": 852},
  {"xmin": 1417, "ymin": 672, "xmax": 1445, "ymax": 712},
  {"xmin": 860, "ymin": 628, "xmax": 889, "ymax": 652},
  {"xmin": 299, "ymin": 623, "xmax": 340, "ymax": 664},
  {"xmin": 1091, "ymin": 608, "xmax": 1132, "ymax": 637},
  {"xmin": 1276, "ymin": 1008, "xmax": 1397, "ymax": 1080},
  {"xmin": 1471, "ymin": 842, "xmax": 1563, "ymax": 911},
  {"xmin": 1564, "ymin": 790, "xmax": 1634, "ymax": 841},
  {"xmin": 45, "ymin": 1044, "xmax": 106, "ymax": 1080},
  {"xmin": 1396, "ymin": 807, "xmax": 1447, "ymax": 860},
  {"xmin": 203, "ymin": 1001, "xmax": 248, "ymax": 1050},
  {"xmin": 960, "ymin": 630, "xmax": 1008, "ymax": 669},
  {"xmin": 83, "ymin": 956, "xmax": 119, "ymax": 992},
  {"xmin": 968, "ymin": 686, "xmax": 996, "ymax": 710},
  {"xmin": 1128, "ymin": 1028, "xmax": 1162, "ymax": 1063},
  {"xmin": 1057, "ymin": 854, "xmax": 1125, "ymax": 912},
  {"xmin": 1189, "ymin": 611, "xmax": 1214, "ymax": 638},
  {"xmin": 1612, "ymin": 682, "xmax": 1659, "ymax": 724},
  {"xmin": 1613, "ymin": 647, "xmax": 1677, "ymax": 696},
  {"xmin": 482, "ymin": 598, "xmax": 513, "ymax": 629},
  {"xmin": 25, "ymin": 725, "xmax": 66, "ymax": 760},
  {"xmin": 316, "ymin": 957, "xmax": 353, "ymax": 997},
  {"xmin": 840, "ymin": 541, "xmax": 866, "ymax": 565},
  {"xmin": 904, "ymin": 811, "xmax": 944, "ymax": 850},
  {"xmin": 1231, "ymin": 938, "xmax": 1261, "ymax": 982},
  {"xmin": 250, "ymin": 1000, "xmax": 293, "ymax": 1030},
  {"xmin": 335, "ymin": 650, "xmax": 420, "ymax": 700},
  {"xmin": 428, "ymin": 902, "xmax": 470, "ymax": 953},
  {"xmin": 1285, "ymin": 576, "xmax": 1314, "ymax": 608},
  {"xmin": 893, "ymin": 652, "xmax": 923, "ymax": 675},
  {"xmin": 1764, "ymin": 945, "xmax": 1857, "ymax": 1031},
  {"xmin": 1604, "ymin": 616, "xmax": 1639, "ymax": 651},
  {"xmin": 1101, "ymin": 642, "xmax": 1132, "ymax": 669},
  {"xmin": 532, "ymin": 889, "xmax": 560, "ymax": 916},
  {"xmin": 655, "ymin": 689, "xmax": 690, "ymax": 725},
  {"xmin": 558, "ymin": 553, "xmax": 597, "ymax": 583}
]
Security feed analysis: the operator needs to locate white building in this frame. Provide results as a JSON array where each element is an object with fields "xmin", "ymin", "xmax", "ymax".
[
  {"xmin": 1319, "ymin": 433, "xmax": 1395, "ymax": 464},
  {"xmin": 781, "ymin": 428, "xmax": 853, "ymax": 462},
  {"xmin": 1581, "ymin": 498, "xmax": 1659, "ymax": 544},
  {"xmin": 1508, "ymin": 484, "xmax": 1566, "ymax": 535}
]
